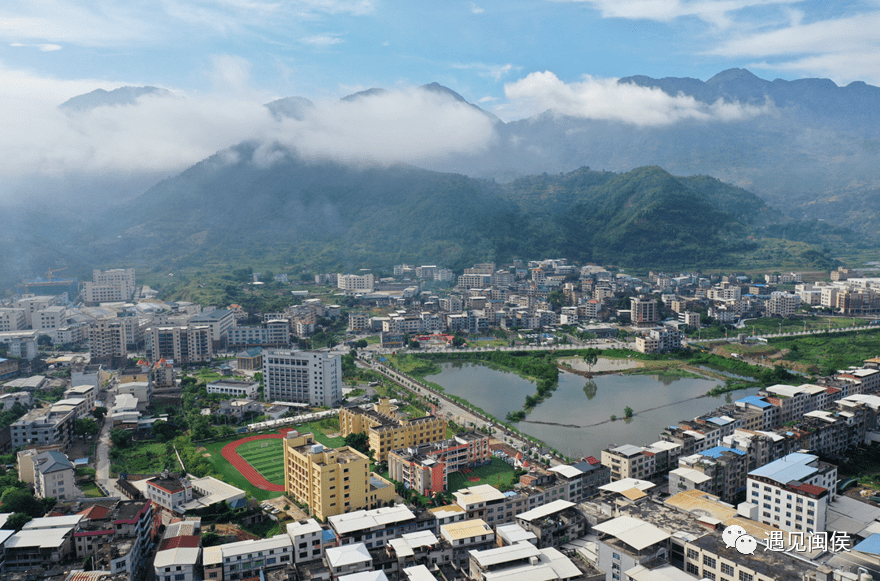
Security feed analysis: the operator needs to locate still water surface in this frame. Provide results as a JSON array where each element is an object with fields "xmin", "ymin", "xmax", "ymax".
[{"xmin": 424, "ymin": 361, "xmax": 760, "ymax": 458}]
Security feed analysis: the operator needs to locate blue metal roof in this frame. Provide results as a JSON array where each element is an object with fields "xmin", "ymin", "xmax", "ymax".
[
  {"xmin": 701, "ymin": 446, "xmax": 746, "ymax": 459},
  {"xmin": 854, "ymin": 534, "xmax": 880, "ymax": 556},
  {"xmin": 748, "ymin": 453, "xmax": 818, "ymax": 483},
  {"xmin": 736, "ymin": 396, "xmax": 772, "ymax": 409}
]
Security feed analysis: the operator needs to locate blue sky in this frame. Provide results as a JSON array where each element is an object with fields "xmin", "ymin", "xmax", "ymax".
[
  {"xmin": 2, "ymin": 0, "xmax": 879, "ymax": 197},
  {"xmin": 3, "ymin": 0, "xmax": 878, "ymax": 109}
]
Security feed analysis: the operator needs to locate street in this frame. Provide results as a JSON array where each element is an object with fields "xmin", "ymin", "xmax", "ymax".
[{"xmin": 95, "ymin": 386, "xmax": 125, "ymax": 497}]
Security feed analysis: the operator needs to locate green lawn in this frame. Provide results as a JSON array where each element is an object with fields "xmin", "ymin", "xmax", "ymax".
[
  {"xmin": 80, "ymin": 481, "xmax": 105, "ymax": 498},
  {"xmin": 237, "ymin": 439, "xmax": 285, "ymax": 484},
  {"xmin": 770, "ymin": 328, "xmax": 880, "ymax": 374},
  {"xmin": 446, "ymin": 457, "xmax": 516, "ymax": 492}
]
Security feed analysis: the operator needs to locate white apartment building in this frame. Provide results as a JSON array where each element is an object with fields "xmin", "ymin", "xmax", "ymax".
[
  {"xmin": 32, "ymin": 451, "xmax": 76, "ymax": 500},
  {"xmin": 219, "ymin": 535, "xmax": 293, "ymax": 580},
  {"xmin": 0, "ymin": 308, "xmax": 27, "ymax": 331},
  {"xmin": 338, "ymin": 274, "xmax": 375, "ymax": 293},
  {"xmin": 146, "ymin": 473, "xmax": 193, "ymax": 512},
  {"xmin": 15, "ymin": 295, "xmax": 57, "ymax": 327},
  {"xmin": 745, "ymin": 452, "xmax": 836, "ymax": 533},
  {"xmin": 146, "ymin": 325, "xmax": 213, "ymax": 364},
  {"xmin": 0, "ymin": 330, "xmax": 39, "ymax": 359},
  {"xmin": 206, "ymin": 379, "xmax": 260, "ymax": 399},
  {"xmin": 188, "ymin": 309, "xmax": 236, "ymax": 343},
  {"xmin": 766, "ymin": 291, "xmax": 802, "ymax": 317},
  {"xmin": 287, "ymin": 519, "xmax": 324, "ymax": 563},
  {"xmin": 84, "ymin": 269, "xmax": 136, "ymax": 303},
  {"xmin": 263, "ymin": 350, "xmax": 342, "ymax": 407}
]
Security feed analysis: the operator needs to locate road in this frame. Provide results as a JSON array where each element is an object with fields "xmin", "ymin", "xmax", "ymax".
[
  {"xmin": 95, "ymin": 387, "xmax": 124, "ymax": 497},
  {"xmin": 686, "ymin": 323, "xmax": 878, "ymax": 344},
  {"xmin": 367, "ymin": 338, "xmax": 626, "ymax": 356}
]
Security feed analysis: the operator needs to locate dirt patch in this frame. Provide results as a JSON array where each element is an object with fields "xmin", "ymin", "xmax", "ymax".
[
  {"xmin": 326, "ymin": 432, "xmax": 342, "ymax": 439},
  {"xmin": 202, "ymin": 453, "xmax": 211, "ymax": 457},
  {"xmin": 468, "ymin": 477, "xmax": 480, "ymax": 482}
]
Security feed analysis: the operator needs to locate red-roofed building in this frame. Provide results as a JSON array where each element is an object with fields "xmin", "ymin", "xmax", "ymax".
[
  {"xmin": 159, "ymin": 535, "xmax": 200, "ymax": 551},
  {"xmin": 584, "ymin": 456, "xmax": 600, "ymax": 465}
]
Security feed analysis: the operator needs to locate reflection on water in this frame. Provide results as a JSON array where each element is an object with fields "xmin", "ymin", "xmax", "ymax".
[
  {"xmin": 426, "ymin": 362, "xmax": 761, "ymax": 458},
  {"xmin": 583, "ymin": 379, "xmax": 597, "ymax": 400}
]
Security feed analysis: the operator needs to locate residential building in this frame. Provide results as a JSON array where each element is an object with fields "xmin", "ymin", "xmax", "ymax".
[
  {"xmin": 263, "ymin": 349, "xmax": 342, "ymax": 407},
  {"xmin": 145, "ymin": 325, "xmax": 213, "ymax": 364},
  {"xmin": 387, "ymin": 431, "xmax": 491, "ymax": 495},
  {"xmin": 634, "ymin": 326, "xmax": 682, "ymax": 353},
  {"xmin": 32, "ymin": 450, "xmax": 76, "ymax": 500},
  {"xmin": 468, "ymin": 542, "xmax": 584, "ymax": 581},
  {"xmin": 745, "ymin": 452, "xmax": 837, "ymax": 532},
  {"xmin": 72, "ymin": 499, "xmax": 154, "ymax": 581},
  {"xmin": 88, "ymin": 319, "xmax": 128, "ymax": 368},
  {"xmin": 227, "ymin": 320, "xmax": 290, "ymax": 348},
  {"xmin": 439, "ymin": 519, "xmax": 495, "ymax": 566},
  {"xmin": 145, "ymin": 472, "xmax": 193, "ymax": 513},
  {"xmin": 218, "ymin": 399, "xmax": 263, "ymax": 421},
  {"xmin": 189, "ymin": 309, "xmax": 236, "ymax": 345},
  {"xmin": 328, "ymin": 505, "xmax": 426, "ymax": 548},
  {"xmin": 546, "ymin": 457, "xmax": 610, "ymax": 502},
  {"xmin": 4, "ymin": 525, "xmax": 75, "ymax": 570},
  {"xmin": 0, "ymin": 307, "xmax": 27, "ymax": 331},
  {"xmin": 338, "ymin": 274, "xmax": 375, "ymax": 294},
  {"xmin": 325, "ymin": 543, "xmax": 373, "ymax": 579},
  {"xmin": 339, "ymin": 398, "xmax": 446, "ymax": 462},
  {"xmin": 218, "ymin": 535, "xmax": 293, "ymax": 581},
  {"xmin": 10, "ymin": 405, "xmax": 75, "ymax": 449},
  {"xmin": 15, "ymin": 295, "xmax": 58, "ymax": 327},
  {"xmin": 514, "ymin": 500, "xmax": 586, "ymax": 548},
  {"xmin": 86, "ymin": 268, "xmax": 136, "ymax": 303},
  {"xmin": 154, "ymin": 535, "xmax": 201, "ymax": 581},
  {"xmin": 207, "ymin": 379, "xmax": 260, "ymax": 399},
  {"xmin": 766, "ymin": 291, "xmax": 802, "ymax": 317},
  {"xmin": 670, "ymin": 446, "xmax": 748, "ymax": 504},
  {"xmin": 282, "ymin": 431, "xmax": 395, "ymax": 521},
  {"xmin": 601, "ymin": 441, "xmax": 682, "ymax": 483},
  {"xmin": 630, "ymin": 296, "xmax": 658, "ymax": 327},
  {"xmin": 35, "ymin": 305, "xmax": 67, "ymax": 332},
  {"xmin": 0, "ymin": 330, "xmax": 39, "ymax": 359},
  {"xmin": 287, "ymin": 518, "xmax": 324, "ymax": 563}
]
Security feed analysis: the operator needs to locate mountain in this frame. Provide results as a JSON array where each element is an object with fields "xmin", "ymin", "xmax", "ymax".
[
  {"xmin": 59, "ymin": 86, "xmax": 173, "ymax": 110},
  {"xmin": 70, "ymin": 146, "xmax": 843, "ymax": 276},
  {"xmin": 265, "ymin": 96, "xmax": 315, "ymax": 120},
  {"xmin": 412, "ymin": 69, "xmax": 880, "ymax": 234}
]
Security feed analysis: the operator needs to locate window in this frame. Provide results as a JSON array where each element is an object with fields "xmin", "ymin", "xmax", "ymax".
[
  {"xmin": 739, "ymin": 573, "xmax": 753, "ymax": 581},
  {"xmin": 721, "ymin": 563, "xmax": 734, "ymax": 576},
  {"xmin": 687, "ymin": 563, "xmax": 700, "ymax": 575},
  {"xmin": 703, "ymin": 572, "xmax": 716, "ymax": 580},
  {"xmin": 704, "ymin": 555, "xmax": 716, "ymax": 568}
]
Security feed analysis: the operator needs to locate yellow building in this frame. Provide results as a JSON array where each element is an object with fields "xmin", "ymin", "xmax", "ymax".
[
  {"xmin": 339, "ymin": 398, "xmax": 446, "ymax": 461},
  {"xmin": 282, "ymin": 431, "xmax": 395, "ymax": 521}
]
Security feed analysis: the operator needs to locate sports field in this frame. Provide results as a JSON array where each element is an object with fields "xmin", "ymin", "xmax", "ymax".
[
  {"xmin": 236, "ymin": 438, "xmax": 285, "ymax": 485},
  {"xmin": 446, "ymin": 457, "xmax": 516, "ymax": 492}
]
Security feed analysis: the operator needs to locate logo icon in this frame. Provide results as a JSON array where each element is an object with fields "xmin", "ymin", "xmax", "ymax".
[{"xmin": 722, "ymin": 525, "xmax": 757, "ymax": 555}]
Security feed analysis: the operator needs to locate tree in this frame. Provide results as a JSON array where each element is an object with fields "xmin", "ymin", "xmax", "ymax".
[
  {"xmin": 5, "ymin": 512, "xmax": 32, "ymax": 531},
  {"xmin": 409, "ymin": 340, "xmax": 421, "ymax": 350},
  {"xmin": 92, "ymin": 406, "xmax": 108, "ymax": 421},
  {"xmin": 355, "ymin": 339, "xmax": 368, "ymax": 349},
  {"xmin": 582, "ymin": 348, "xmax": 600, "ymax": 374},
  {"xmin": 452, "ymin": 336, "xmax": 466, "ymax": 347},
  {"xmin": 344, "ymin": 432, "xmax": 370, "ymax": 455},
  {"xmin": 75, "ymin": 418, "xmax": 100, "ymax": 438},
  {"xmin": 152, "ymin": 419, "xmax": 179, "ymax": 442},
  {"xmin": 110, "ymin": 428, "xmax": 132, "ymax": 449},
  {"xmin": 1, "ymin": 489, "xmax": 44, "ymax": 517},
  {"xmin": 37, "ymin": 334, "xmax": 53, "ymax": 347},
  {"xmin": 624, "ymin": 406, "xmax": 634, "ymax": 419}
]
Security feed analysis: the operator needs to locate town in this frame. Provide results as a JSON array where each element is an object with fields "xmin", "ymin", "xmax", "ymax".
[{"xmin": 1, "ymin": 260, "xmax": 880, "ymax": 581}]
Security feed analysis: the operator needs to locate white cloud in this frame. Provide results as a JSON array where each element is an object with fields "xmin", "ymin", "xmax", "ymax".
[
  {"xmin": 451, "ymin": 62, "xmax": 520, "ymax": 81},
  {"xmin": 10, "ymin": 42, "xmax": 63, "ymax": 51},
  {"xmin": 503, "ymin": 71, "xmax": 771, "ymax": 125},
  {"xmin": 555, "ymin": 0, "xmax": 799, "ymax": 27},
  {"xmin": 299, "ymin": 34, "xmax": 344, "ymax": 46},
  {"xmin": 470, "ymin": 2, "xmax": 485, "ymax": 14},
  {"xmin": 0, "ymin": 62, "xmax": 498, "ymax": 201},
  {"xmin": 708, "ymin": 10, "xmax": 880, "ymax": 84}
]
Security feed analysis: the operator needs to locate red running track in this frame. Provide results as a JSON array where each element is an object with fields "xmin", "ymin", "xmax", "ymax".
[{"xmin": 221, "ymin": 429, "xmax": 296, "ymax": 492}]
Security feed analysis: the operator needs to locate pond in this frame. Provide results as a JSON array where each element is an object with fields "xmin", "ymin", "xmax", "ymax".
[{"xmin": 425, "ymin": 361, "xmax": 760, "ymax": 458}]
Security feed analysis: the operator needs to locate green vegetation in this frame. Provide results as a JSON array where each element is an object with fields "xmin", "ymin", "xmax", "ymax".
[
  {"xmin": 236, "ymin": 439, "xmax": 285, "ymax": 485},
  {"xmin": 837, "ymin": 446, "xmax": 880, "ymax": 490},
  {"xmin": 770, "ymin": 329, "xmax": 880, "ymax": 375},
  {"xmin": 446, "ymin": 458, "xmax": 518, "ymax": 492},
  {"xmin": 110, "ymin": 441, "xmax": 169, "ymax": 474}
]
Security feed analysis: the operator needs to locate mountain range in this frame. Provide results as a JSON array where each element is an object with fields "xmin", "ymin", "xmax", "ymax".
[{"xmin": 2, "ymin": 69, "xmax": 876, "ymax": 288}]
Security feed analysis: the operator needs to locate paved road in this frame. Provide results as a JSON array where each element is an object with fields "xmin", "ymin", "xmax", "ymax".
[
  {"xmin": 686, "ymin": 324, "xmax": 877, "ymax": 344},
  {"xmin": 95, "ymin": 389, "xmax": 124, "ymax": 497},
  {"xmin": 368, "ymin": 338, "xmax": 626, "ymax": 356}
]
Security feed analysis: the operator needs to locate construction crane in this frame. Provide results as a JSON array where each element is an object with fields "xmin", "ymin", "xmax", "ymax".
[{"xmin": 46, "ymin": 267, "xmax": 68, "ymax": 281}]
